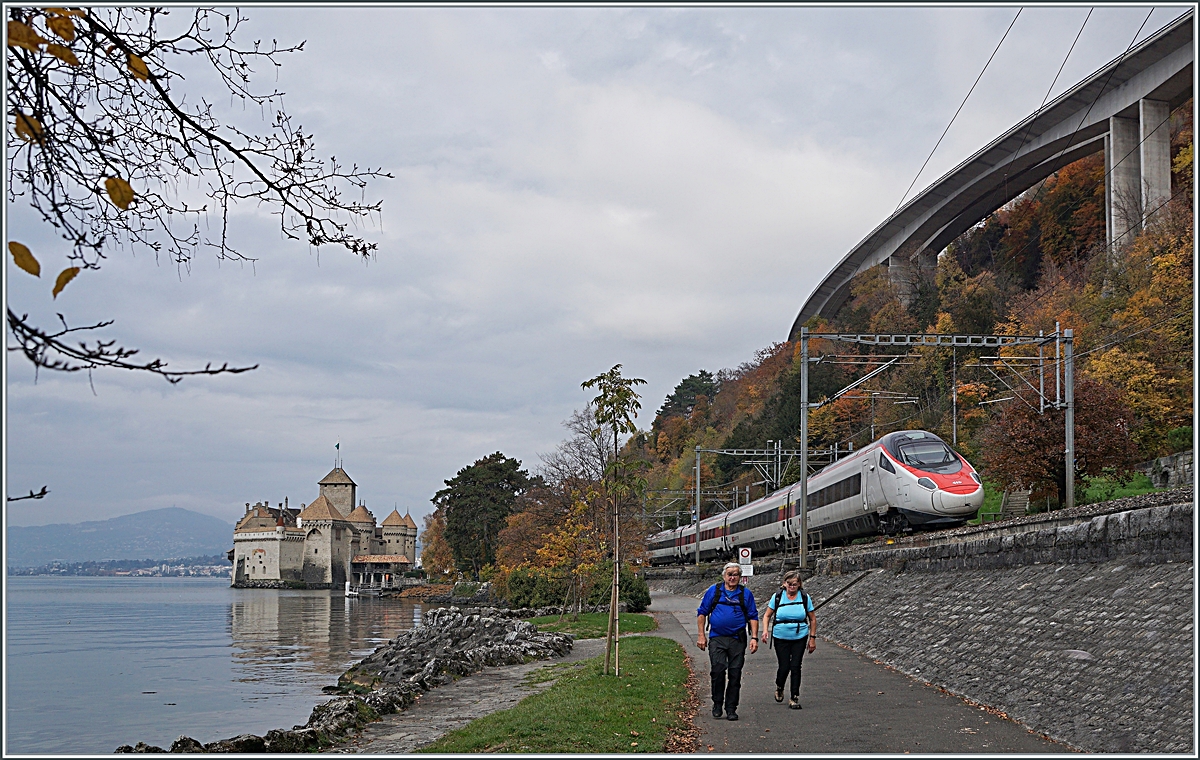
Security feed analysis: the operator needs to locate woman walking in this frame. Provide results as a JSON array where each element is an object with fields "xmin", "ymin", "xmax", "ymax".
[{"xmin": 761, "ymin": 570, "xmax": 816, "ymax": 709}]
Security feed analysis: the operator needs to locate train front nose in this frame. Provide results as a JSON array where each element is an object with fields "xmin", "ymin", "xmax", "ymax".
[{"xmin": 934, "ymin": 486, "xmax": 983, "ymax": 514}]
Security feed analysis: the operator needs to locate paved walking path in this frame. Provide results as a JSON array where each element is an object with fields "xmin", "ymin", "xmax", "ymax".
[{"xmin": 649, "ymin": 590, "xmax": 1071, "ymax": 753}]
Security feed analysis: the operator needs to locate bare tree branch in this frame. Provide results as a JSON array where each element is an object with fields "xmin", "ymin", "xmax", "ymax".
[
  {"xmin": 6, "ymin": 7, "xmax": 390, "ymax": 381},
  {"xmin": 7, "ymin": 308, "xmax": 257, "ymax": 384}
]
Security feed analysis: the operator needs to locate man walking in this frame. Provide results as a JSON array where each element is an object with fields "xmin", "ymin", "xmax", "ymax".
[{"xmin": 697, "ymin": 562, "xmax": 759, "ymax": 721}]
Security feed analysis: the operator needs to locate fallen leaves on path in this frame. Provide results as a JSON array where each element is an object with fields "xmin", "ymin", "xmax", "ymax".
[{"xmin": 663, "ymin": 649, "xmax": 701, "ymax": 753}]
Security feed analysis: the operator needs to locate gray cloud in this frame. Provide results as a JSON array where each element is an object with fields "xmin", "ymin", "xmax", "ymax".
[{"xmin": 5, "ymin": 6, "xmax": 1182, "ymax": 527}]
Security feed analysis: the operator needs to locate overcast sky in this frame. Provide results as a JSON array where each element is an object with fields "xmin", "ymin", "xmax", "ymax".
[{"xmin": 4, "ymin": 4, "xmax": 1190, "ymax": 528}]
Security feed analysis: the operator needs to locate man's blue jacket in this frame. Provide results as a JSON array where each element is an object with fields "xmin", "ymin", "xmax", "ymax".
[{"xmin": 697, "ymin": 583, "xmax": 759, "ymax": 637}]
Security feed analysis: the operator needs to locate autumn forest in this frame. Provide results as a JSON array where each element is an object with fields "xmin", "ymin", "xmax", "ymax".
[{"xmin": 420, "ymin": 100, "xmax": 1193, "ymax": 605}]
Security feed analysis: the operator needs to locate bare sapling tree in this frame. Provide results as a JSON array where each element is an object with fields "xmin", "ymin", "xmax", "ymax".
[
  {"xmin": 581, "ymin": 363, "xmax": 646, "ymax": 676},
  {"xmin": 6, "ymin": 6, "xmax": 390, "ymax": 385}
]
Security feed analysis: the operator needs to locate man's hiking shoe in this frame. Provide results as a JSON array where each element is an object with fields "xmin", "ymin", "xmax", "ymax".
[
  {"xmin": 712, "ymin": 705, "xmax": 723, "ymax": 718},
  {"xmin": 726, "ymin": 710, "xmax": 739, "ymax": 721},
  {"xmin": 789, "ymin": 698, "xmax": 802, "ymax": 710},
  {"xmin": 775, "ymin": 687, "xmax": 784, "ymax": 703}
]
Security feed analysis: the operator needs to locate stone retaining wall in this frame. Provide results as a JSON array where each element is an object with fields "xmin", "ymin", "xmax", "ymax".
[
  {"xmin": 801, "ymin": 560, "xmax": 1192, "ymax": 753},
  {"xmin": 1137, "ymin": 449, "xmax": 1194, "ymax": 490},
  {"xmin": 816, "ymin": 501, "xmax": 1192, "ymax": 574}
]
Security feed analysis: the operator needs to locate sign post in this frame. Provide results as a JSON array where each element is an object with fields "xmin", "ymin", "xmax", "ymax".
[{"xmin": 738, "ymin": 546, "xmax": 753, "ymax": 577}]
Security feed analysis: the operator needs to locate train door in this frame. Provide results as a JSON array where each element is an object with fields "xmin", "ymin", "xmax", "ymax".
[{"xmin": 863, "ymin": 458, "xmax": 884, "ymax": 512}]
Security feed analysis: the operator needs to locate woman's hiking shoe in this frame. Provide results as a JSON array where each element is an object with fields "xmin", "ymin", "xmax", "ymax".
[
  {"xmin": 712, "ymin": 705, "xmax": 723, "ymax": 718},
  {"xmin": 726, "ymin": 710, "xmax": 739, "ymax": 721},
  {"xmin": 775, "ymin": 687, "xmax": 784, "ymax": 703},
  {"xmin": 788, "ymin": 697, "xmax": 802, "ymax": 710}
]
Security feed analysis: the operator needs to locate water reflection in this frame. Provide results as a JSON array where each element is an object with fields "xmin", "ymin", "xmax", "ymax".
[
  {"xmin": 230, "ymin": 591, "xmax": 427, "ymax": 691},
  {"xmin": 6, "ymin": 578, "xmax": 431, "ymax": 754}
]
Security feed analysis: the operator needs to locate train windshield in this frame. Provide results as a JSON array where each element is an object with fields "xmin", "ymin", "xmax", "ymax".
[{"xmin": 896, "ymin": 441, "xmax": 962, "ymax": 473}]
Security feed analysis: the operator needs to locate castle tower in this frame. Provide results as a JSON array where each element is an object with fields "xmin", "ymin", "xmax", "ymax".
[
  {"xmin": 401, "ymin": 511, "xmax": 418, "ymax": 563},
  {"xmin": 345, "ymin": 502, "xmax": 378, "ymax": 555},
  {"xmin": 381, "ymin": 509, "xmax": 415, "ymax": 561},
  {"xmin": 297, "ymin": 494, "xmax": 352, "ymax": 587},
  {"xmin": 318, "ymin": 468, "xmax": 357, "ymax": 516}
]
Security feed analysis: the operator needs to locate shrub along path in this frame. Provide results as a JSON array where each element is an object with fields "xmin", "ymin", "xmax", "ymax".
[{"xmin": 650, "ymin": 590, "xmax": 1071, "ymax": 753}]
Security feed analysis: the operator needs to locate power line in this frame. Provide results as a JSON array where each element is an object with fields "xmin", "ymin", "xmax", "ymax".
[
  {"xmin": 896, "ymin": 8, "xmax": 1022, "ymax": 212},
  {"xmin": 1040, "ymin": 7, "xmax": 1156, "ymax": 173},
  {"xmin": 1002, "ymin": 8, "xmax": 1093, "ymax": 195}
]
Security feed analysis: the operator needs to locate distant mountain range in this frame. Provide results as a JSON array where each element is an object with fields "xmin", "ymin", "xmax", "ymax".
[{"xmin": 6, "ymin": 507, "xmax": 234, "ymax": 569}]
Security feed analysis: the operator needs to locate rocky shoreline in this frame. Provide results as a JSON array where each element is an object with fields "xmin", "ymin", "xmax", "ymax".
[{"xmin": 114, "ymin": 606, "xmax": 574, "ymax": 754}]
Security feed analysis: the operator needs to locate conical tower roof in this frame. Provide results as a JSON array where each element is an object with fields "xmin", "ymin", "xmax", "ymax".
[
  {"xmin": 382, "ymin": 509, "xmax": 406, "ymax": 527},
  {"xmin": 402, "ymin": 511, "xmax": 418, "ymax": 529},
  {"xmin": 347, "ymin": 505, "xmax": 375, "ymax": 524}
]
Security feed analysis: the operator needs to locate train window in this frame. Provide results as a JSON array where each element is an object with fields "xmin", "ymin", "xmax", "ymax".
[
  {"xmin": 806, "ymin": 473, "xmax": 862, "ymax": 509},
  {"xmin": 879, "ymin": 452, "xmax": 896, "ymax": 473},
  {"xmin": 897, "ymin": 442, "xmax": 962, "ymax": 473}
]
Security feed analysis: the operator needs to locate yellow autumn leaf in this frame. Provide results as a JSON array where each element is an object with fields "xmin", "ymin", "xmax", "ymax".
[
  {"xmin": 46, "ymin": 14, "xmax": 75, "ymax": 41},
  {"xmin": 15, "ymin": 113, "xmax": 44, "ymax": 144},
  {"xmin": 105, "ymin": 176, "xmax": 134, "ymax": 209},
  {"xmin": 127, "ymin": 53, "xmax": 149, "ymax": 81},
  {"xmin": 9, "ymin": 241, "xmax": 41, "ymax": 277},
  {"xmin": 46, "ymin": 43, "xmax": 78, "ymax": 66},
  {"xmin": 7, "ymin": 20, "xmax": 46, "ymax": 51},
  {"xmin": 52, "ymin": 267, "xmax": 80, "ymax": 299},
  {"xmin": 45, "ymin": 8, "xmax": 87, "ymax": 17}
]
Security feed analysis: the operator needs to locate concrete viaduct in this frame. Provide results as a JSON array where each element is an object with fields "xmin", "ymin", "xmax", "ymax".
[{"xmin": 790, "ymin": 11, "xmax": 1193, "ymax": 339}]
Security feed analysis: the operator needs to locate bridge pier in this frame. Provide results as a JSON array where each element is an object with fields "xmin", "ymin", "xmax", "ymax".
[
  {"xmin": 885, "ymin": 249, "xmax": 937, "ymax": 307},
  {"xmin": 1105, "ymin": 98, "xmax": 1173, "ymax": 253},
  {"xmin": 792, "ymin": 11, "xmax": 1192, "ymax": 334}
]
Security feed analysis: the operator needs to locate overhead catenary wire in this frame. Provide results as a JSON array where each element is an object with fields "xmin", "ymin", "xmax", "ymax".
[
  {"xmin": 1031, "ymin": 7, "xmax": 1157, "ymax": 182},
  {"xmin": 784, "ymin": 15, "xmax": 1184, "ymax": 455},
  {"xmin": 822, "ymin": 300, "xmax": 1189, "ymax": 450}
]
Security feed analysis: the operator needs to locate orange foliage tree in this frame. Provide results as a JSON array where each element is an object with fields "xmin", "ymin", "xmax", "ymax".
[
  {"xmin": 418, "ymin": 509, "xmax": 455, "ymax": 581},
  {"xmin": 980, "ymin": 377, "xmax": 1139, "ymax": 505}
]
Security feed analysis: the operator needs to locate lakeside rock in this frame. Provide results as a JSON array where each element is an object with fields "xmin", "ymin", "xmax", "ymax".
[
  {"xmin": 341, "ymin": 606, "xmax": 573, "ymax": 691},
  {"xmin": 115, "ymin": 605, "xmax": 573, "ymax": 754}
]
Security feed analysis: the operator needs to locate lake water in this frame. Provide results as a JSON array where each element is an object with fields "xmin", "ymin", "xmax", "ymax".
[{"xmin": 4, "ymin": 577, "xmax": 428, "ymax": 754}]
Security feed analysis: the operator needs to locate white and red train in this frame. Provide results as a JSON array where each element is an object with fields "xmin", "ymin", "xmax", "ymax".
[{"xmin": 647, "ymin": 430, "xmax": 983, "ymax": 565}]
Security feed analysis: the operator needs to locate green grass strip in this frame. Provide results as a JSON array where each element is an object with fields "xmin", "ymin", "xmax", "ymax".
[
  {"xmin": 417, "ymin": 636, "xmax": 689, "ymax": 753},
  {"xmin": 525, "ymin": 612, "xmax": 656, "ymax": 639}
]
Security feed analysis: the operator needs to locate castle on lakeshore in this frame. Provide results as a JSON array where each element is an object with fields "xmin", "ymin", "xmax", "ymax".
[{"xmin": 230, "ymin": 465, "xmax": 418, "ymax": 589}]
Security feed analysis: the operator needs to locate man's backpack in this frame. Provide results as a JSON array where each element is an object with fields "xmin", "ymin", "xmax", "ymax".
[{"xmin": 700, "ymin": 583, "xmax": 752, "ymax": 641}]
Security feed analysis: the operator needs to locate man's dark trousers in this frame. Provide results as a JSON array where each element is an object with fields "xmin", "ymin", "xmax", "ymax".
[{"xmin": 709, "ymin": 634, "xmax": 747, "ymax": 713}]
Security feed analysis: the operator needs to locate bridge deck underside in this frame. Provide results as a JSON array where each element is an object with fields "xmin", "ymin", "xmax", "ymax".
[{"xmin": 791, "ymin": 12, "xmax": 1193, "ymax": 337}]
